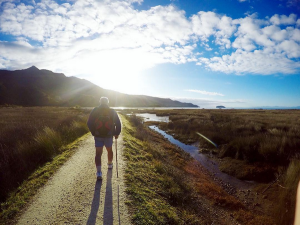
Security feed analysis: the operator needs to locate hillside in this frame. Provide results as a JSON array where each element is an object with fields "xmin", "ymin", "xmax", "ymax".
[{"xmin": 0, "ymin": 66, "xmax": 198, "ymax": 107}]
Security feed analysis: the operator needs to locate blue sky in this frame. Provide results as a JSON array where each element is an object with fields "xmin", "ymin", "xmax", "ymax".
[{"xmin": 0, "ymin": 0, "xmax": 299, "ymax": 108}]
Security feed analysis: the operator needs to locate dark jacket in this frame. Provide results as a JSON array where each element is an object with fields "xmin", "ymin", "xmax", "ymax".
[{"xmin": 87, "ymin": 105, "xmax": 121, "ymax": 137}]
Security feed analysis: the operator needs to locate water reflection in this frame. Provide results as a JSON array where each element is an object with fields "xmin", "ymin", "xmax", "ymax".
[
  {"xmin": 135, "ymin": 113, "xmax": 169, "ymax": 122},
  {"xmin": 149, "ymin": 125, "xmax": 253, "ymax": 189}
]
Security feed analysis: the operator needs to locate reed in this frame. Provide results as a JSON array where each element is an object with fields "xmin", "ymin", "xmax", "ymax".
[{"xmin": 0, "ymin": 107, "xmax": 90, "ymax": 203}]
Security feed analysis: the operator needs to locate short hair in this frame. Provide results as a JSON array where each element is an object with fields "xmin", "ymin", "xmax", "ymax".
[{"xmin": 99, "ymin": 97, "xmax": 109, "ymax": 105}]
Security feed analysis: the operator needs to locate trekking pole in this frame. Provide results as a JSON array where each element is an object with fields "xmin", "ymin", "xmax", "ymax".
[
  {"xmin": 116, "ymin": 138, "xmax": 118, "ymax": 178},
  {"xmin": 116, "ymin": 138, "xmax": 121, "ymax": 225}
]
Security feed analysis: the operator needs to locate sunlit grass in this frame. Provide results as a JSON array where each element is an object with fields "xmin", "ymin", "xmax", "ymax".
[
  {"xmin": 0, "ymin": 134, "xmax": 88, "ymax": 224},
  {"xmin": 155, "ymin": 109, "xmax": 300, "ymax": 166},
  {"xmin": 34, "ymin": 127, "xmax": 62, "ymax": 156},
  {"xmin": 121, "ymin": 114, "xmax": 205, "ymax": 224},
  {"xmin": 277, "ymin": 159, "xmax": 300, "ymax": 225},
  {"xmin": 127, "ymin": 108, "xmax": 299, "ymax": 224},
  {"xmin": 121, "ymin": 113, "xmax": 274, "ymax": 224},
  {"xmin": 0, "ymin": 107, "xmax": 90, "ymax": 203}
]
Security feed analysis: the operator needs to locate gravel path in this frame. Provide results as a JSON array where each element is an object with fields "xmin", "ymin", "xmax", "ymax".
[{"xmin": 17, "ymin": 133, "xmax": 131, "ymax": 225}]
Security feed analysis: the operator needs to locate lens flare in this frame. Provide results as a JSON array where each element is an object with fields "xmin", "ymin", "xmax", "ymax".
[{"xmin": 196, "ymin": 132, "xmax": 218, "ymax": 148}]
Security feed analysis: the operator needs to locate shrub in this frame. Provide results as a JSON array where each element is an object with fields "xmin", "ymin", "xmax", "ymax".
[
  {"xmin": 159, "ymin": 109, "xmax": 300, "ymax": 166},
  {"xmin": 35, "ymin": 127, "xmax": 62, "ymax": 157},
  {"xmin": 0, "ymin": 107, "xmax": 90, "ymax": 203},
  {"xmin": 277, "ymin": 159, "xmax": 300, "ymax": 224}
]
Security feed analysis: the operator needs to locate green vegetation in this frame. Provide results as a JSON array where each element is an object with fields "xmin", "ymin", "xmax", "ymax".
[
  {"xmin": 0, "ymin": 134, "xmax": 88, "ymax": 224},
  {"xmin": 126, "ymin": 109, "xmax": 300, "ymax": 224},
  {"xmin": 0, "ymin": 107, "xmax": 90, "ymax": 203},
  {"xmin": 122, "ymin": 115, "xmax": 202, "ymax": 224},
  {"xmin": 277, "ymin": 159, "xmax": 300, "ymax": 225},
  {"xmin": 121, "ymin": 114, "xmax": 273, "ymax": 225},
  {"xmin": 154, "ymin": 109, "xmax": 299, "ymax": 176}
]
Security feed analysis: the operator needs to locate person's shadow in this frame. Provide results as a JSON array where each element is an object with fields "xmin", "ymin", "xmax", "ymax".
[
  {"xmin": 86, "ymin": 170, "xmax": 113, "ymax": 225},
  {"xmin": 86, "ymin": 179, "xmax": 102, "ymax": 225},
  {"xmin": 103, "ymin": 169, "xmax": 113, "ymax": 225}
]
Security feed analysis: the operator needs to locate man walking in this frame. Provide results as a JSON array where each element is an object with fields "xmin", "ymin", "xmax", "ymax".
[{"xmin": 87, "ymin": 97, "xmax": 121, "ymax": 180}]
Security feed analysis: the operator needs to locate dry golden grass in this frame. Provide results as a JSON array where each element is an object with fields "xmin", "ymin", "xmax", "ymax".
[
  {"xmin": 122, "ymin": 115, "xmax": 205, "ymax": 224},
  {"xmin": 0, "ymin": 106, "xmax": 90, "ymax": 203},
  {"xmin": 276, "ymin": 159, "xmax": 300, "ymax": 225},
  {"xmin": 155, "ymin": 109, "xmax": 300, "ymax": 165},
  {"xmin": 184, "ymin": 161, "xmax": 244, "ymax": 210},
  {"xmin": 184, "ymin": 162, "xmax": 274, "ymax": 225},
  {"xmin": 123, "ymin": 113, "xmax": 274, "ymax": 224},
  {"xmin": 123, "ymin": 108, "xmax": 299, "ymax": 224}
]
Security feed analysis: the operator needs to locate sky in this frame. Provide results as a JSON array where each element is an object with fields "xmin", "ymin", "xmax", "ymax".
[{"xmin": 0, "ymin": 0, "xmax": 299, "ymax": 108}]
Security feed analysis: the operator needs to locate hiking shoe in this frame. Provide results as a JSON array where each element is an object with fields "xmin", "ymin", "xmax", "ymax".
[
  {"xmin": 96, "ymin": 171, "xmax": 102, "ymax": 180},
  {"xmin": 108, "ymin": 163, "xmax": 113, "ymax": 169}
]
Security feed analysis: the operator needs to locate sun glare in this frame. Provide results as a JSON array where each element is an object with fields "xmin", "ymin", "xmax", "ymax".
[
  {"xmin": 59, "ymin": 47, "xmax": 159, "ymax": 94},
  {"xmin": 93, "ymin": 71, "xmax": 141, "ymax": 94}
]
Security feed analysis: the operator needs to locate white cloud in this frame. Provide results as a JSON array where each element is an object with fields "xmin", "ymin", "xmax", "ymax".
[
  {"xmin": 289, "ymin": 28, "xmax": 300, "ymax": 42},
  {"xmin": 0, "ymin": 0, "xmax": 299, "ymax": 79},
  {"xmin": 171, "ymin": 97, "xmax": 245, "ymax": 108},
  {"xmin": 191, "ymin": 11, "xmax": 236, "ymax": 48},
  {"xmin": 186, "ymin": 89, "xmax": 224, "ymax": 96},
  {"xmin": 198, "ymin": 49, "xmax": 300, "ymax": 75},
  {"xmin": 277, "ymin": 40, "xmax": 300, "ymax": 58},
  {"xmin": 233, "ymin": 16, "xmax": 275, "ymax": 50},
  {"xmin": 129, "ymin": 5, "xmax": 193, "ymax": 46},
  {"xmin": 262, "ymin": 25, "xmax": 287, "ymax": 42},
  {"xmin": 270, "ymin": 14, "xmax": 297, "ymax": 25},
  {"xmin": 0, "ymin": 0, "xmax": 196, "ymax": 77},
  {"xmin": 199, "ymin": 14, "xmax": 300, "ymax": 74},
  {"xmin": 0, "ymin": 0, "xmax": 141, "ymax": 45},
  {"xmin": 0, "ymin": 0, "xmax": 15, "ymax": 5},
  {"xmin": 232, "ymin": 36, "xmax": 256, "ymax": 51}
]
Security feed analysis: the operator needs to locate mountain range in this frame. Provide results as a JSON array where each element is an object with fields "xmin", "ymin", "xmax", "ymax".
[{"xmin": 0, "ymin": 66, "xmax": 198, "ymax": 107}]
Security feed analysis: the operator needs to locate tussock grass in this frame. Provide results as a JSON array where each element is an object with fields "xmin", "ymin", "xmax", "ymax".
[
  {"xmin": 159, "ymin": 109, "xmax": 300, "ymax": 223},
  {"xmin": 121, "ymin": 114, "xmax": 273, "ymax": 224},
  {"xmin": 277, "ymin": 159, "xmax": 300, "ymax": 225},
  {"xmin": 0, "ymin": 107, "xmax": 90, "ymax": 203},
  {"xmin": 34, "ymin": 127, "xmax": 62, "ymax": 156},
  {"xmin": 0, "ymin": 134, "xmax": 88, "ymax": 224},
  {"xmin": 155, "ymin": 109, "xmax": 300, "ymax": 173},
  {"xmin": 125, "ymin": 108, "xmax": 299, "ymax": 224},
  {"xmin": 121, "ymin": 115, "xmax": 206, "ymax": 224}
]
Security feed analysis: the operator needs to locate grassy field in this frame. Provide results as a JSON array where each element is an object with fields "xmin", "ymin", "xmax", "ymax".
[
  {"xmin": 0, "ymin": 106, "xmax": 90, "ymax": 204},
  {"xmin": 0, "ymin": 107, "xmax": 298, "ymax": 224},
  {"xmin": 154, "ymin": 109, "xmax": 300, "ymax": 164},
  {"xmin": 121, "ymin": 114, "xmax": 274, "ymax": 224},
  {"xmin": 0, "ymin": 134, "xmax": 89, "ymax": 224},
  {"xmin": 123, "ymin": 109, "xmax": 300, "ymax": 224}
]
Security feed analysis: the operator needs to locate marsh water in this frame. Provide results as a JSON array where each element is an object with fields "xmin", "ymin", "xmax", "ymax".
[
  {"xmin": 135, "ymin": 113, "xmax": 253, "ymax": 189},
  {"xmin": 135, "ymin": 113, "xmax": 169, "ymax": 123}
]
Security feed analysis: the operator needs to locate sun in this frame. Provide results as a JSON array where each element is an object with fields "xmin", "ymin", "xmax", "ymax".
[
  {"xmin": 93, "ymin": 71, "xmax": 142, "ymax": 95},
  {"xmin": 56, "ymin": 47, "xmax": 160, "ymax": 94}
]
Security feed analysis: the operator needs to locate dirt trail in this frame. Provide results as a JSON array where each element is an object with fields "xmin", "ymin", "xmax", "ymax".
[{"xmin": 17, "ymin": 133, "xmax": 131, "ymax": 225}]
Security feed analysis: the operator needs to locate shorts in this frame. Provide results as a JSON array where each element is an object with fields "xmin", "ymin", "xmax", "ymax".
[{"xmin": 94, "ymin": 137, "xmax": 113, "ymax": 148}]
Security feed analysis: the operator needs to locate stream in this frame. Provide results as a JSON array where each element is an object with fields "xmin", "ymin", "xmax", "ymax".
[
  {"xmin": 135, "ymin": 113, "xmax": 169, "ymax": 122},
  {"xmin": 135, "ymin": 113, "xmax": 254, "ymax": 190}
]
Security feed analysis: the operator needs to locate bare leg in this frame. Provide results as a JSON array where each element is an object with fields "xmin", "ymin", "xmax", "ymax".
[
  {"xmin": 95, "ymin": 147, "xmax": 103, "ymax": 167},
  {"xmin": 106, "ymin": 147, "xmax": 113, "ymax": 163}
]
